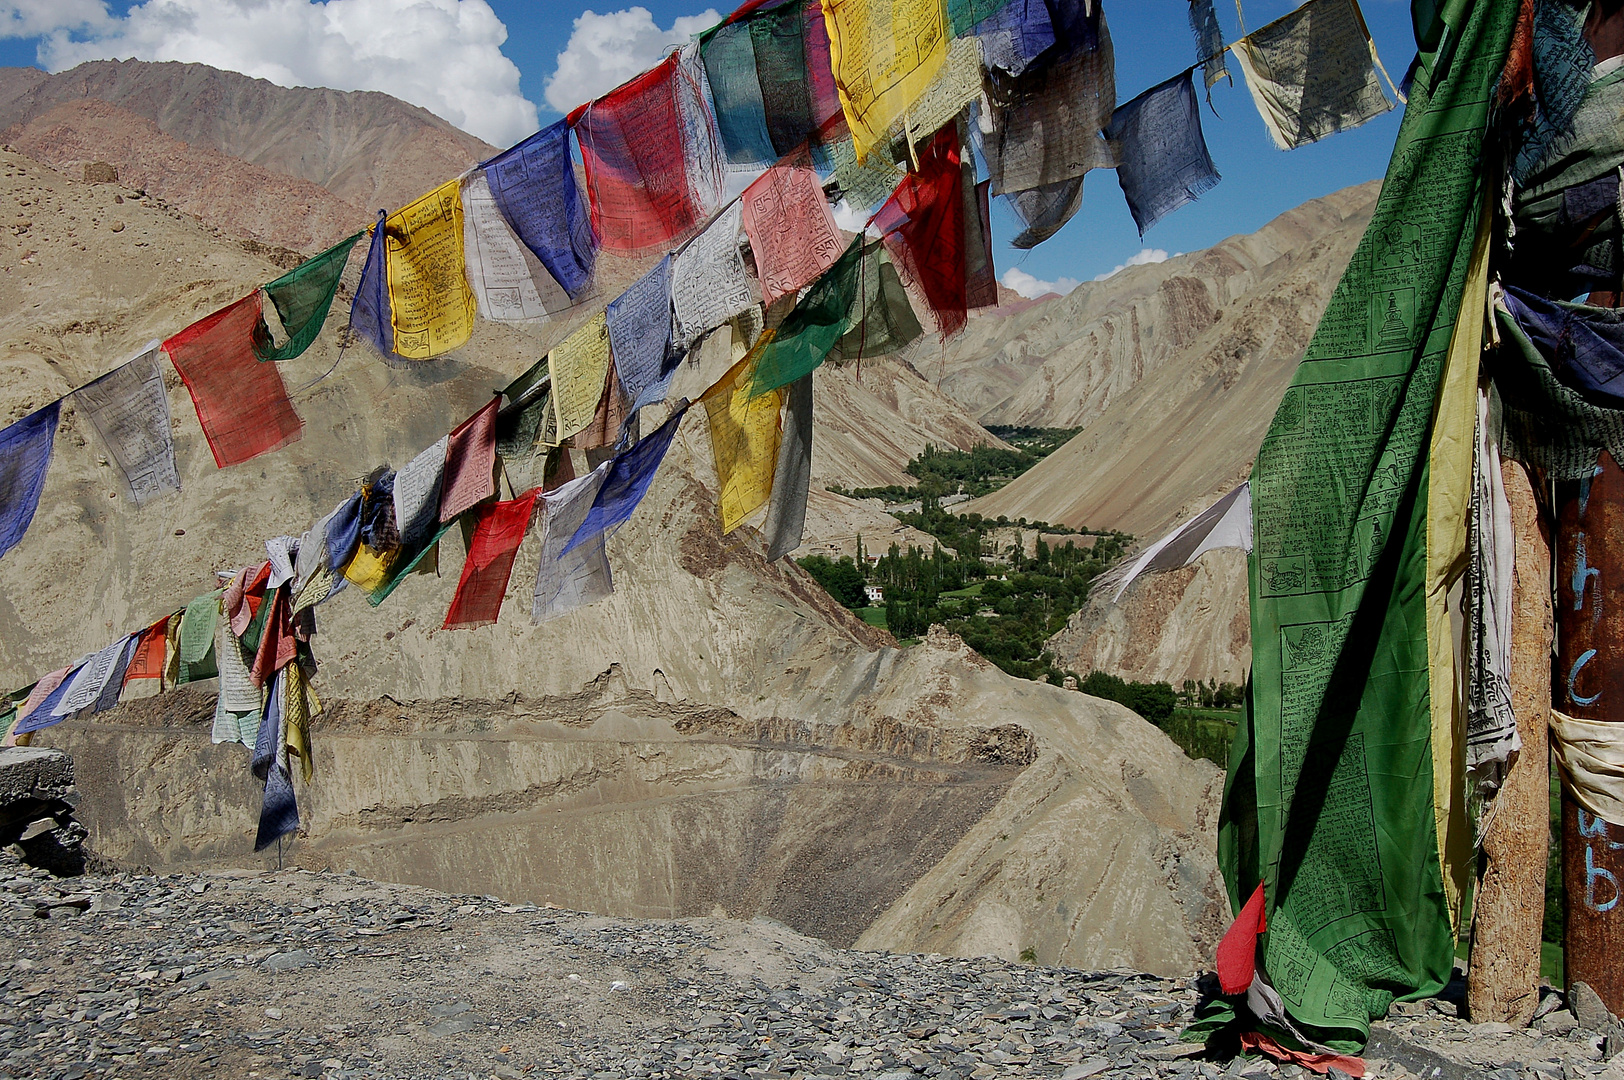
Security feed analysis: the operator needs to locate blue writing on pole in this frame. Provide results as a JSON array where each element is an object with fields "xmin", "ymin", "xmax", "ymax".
[{"xmin": 1569, "ymin": 648, "xmax": 1602, "ymax": 707}]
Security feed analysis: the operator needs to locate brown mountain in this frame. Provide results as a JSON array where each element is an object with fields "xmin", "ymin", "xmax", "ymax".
[
  {"xmin": 921, "ymin": 182, "xmax": 1381, "ymax": 684},
  {"xmin": 0, "ymin": 59, "xmax": 494, "ymax": 215}
]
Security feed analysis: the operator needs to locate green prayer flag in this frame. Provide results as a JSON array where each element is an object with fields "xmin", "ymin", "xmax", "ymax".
[
  {"xmin": 255, "ymin": 232, "xmax": 364, "ymax": 362},
  {"xmin": 828, "ymin": 242, "xmax": 924, "ymax": 363},
  {"xmin": 367, "ymin": 522, "xmax": 453, "ymax": 607},
  {"xmin": 1201, "ymin": 0, "xmax": 1516, "ymax": 1052},
  {"xmin": 177, "ymin": 592, "xmax": 221, "ymax": 665},
  {"xmin": 748, "ymin": 235, "xmax": 864, "ymax": 398},
  {"xmin": 496, "ymin": 357, "xmax": 552, "ymax": 463}
]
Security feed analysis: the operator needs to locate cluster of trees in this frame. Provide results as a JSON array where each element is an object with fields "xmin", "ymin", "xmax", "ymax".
[
  {"xmin": 1073, "ymin": 672, "xmax": 1177, "ymax": 724},
  {"xmin": 1179, "ymin": 678, "xmax": 1244, "ymax": 709},
  {"xmin": 827, "ymin": 427, "xmax": 1082, "ymax": 503},
  {"xmin": 796, "ymin": 554, "xmax": 868, "ymax": 609}
]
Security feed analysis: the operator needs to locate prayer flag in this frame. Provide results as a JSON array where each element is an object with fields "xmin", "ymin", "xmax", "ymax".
[
  {"xmin": 606, "ymin": 256, "xmax": 676, "ymax": 412},
  {"xmin": 177, "ymin": 591, "xmax": 220, "ymax": 685},
  {"xmin": 947, "ymin": 0, "xmax": 1019, "ymax": 38},
  {"xmin": 742, "ymin": 150, "xmax": 846, "ymax": 306},
  {"xmin": 52, "ymin": 635, "xmax": 132, "ymax": 717},
  {"xmin": 73, "ymin": 342, "xmax": 180, "ymax": 506},
  {"xmin": 481, "ymin": 119, "xmax": 597, "ymax": 300},
  {"xmin": 1189, "ymin": 0, "xmax": 1230, "ymax": 95},
  {"xmin": 1007, "ymin": 177, "xmax": 1084, "ymax": 249},
  {"xmin": 1191, "ymin": 0, "xmax": 1516, "ymax": 1052},
  {"xmin": 828, "ymin": 135, "xmax": 903, "ymax": 213},
  {"xmin": 12, "ymin": 666, "xmax": 73, "ymax": 737},
  {"xmin": 123, "ymin": 615, "xmax": 170, "ymax": 683},
  {"xmin": 828, "ymin": 241, "xmax": 922, "ymax": 361},
  {"xmin": 395, "ymin": 435, "xmax": 448, "ymax": 548},
  {"xmin": 439, "ymin": 398, "xmax": 500, "ymax": 523},
  {"xmin": 252, "ymin": 670, "xmax": 298, "ymax": 852},
  {"xmin": 344, "ymin": 543, "xmax": 397, "ymax": 593},
  {"xmin": 976, "ymin": 0, "xmax": 1056, "ymax": 78},
  {"xmin": 704, "ymin": 339, "xmax": 784, "ymax": 532},
  {"xmin": 349, "ymin": 211, "xmax": 395, "ymax": 359},
  {"xmin": 563, "ymin": 407, "xmax": 686, "ymax": 555},
  {"xmin": 364, "ymin": 521, "xmax": 453, "ymax": 608},
  {"xmin": 1230, "ymin": 0, "xmax": 1393, "ymax": 151},
  {"xmin": 763, "ymin": 374, "xmax": 812, "ymax": 561},
  {"xmin": 901, "ymin": 36, "xmax": 984, "ymax": 149},
  {"xmin": 701, "ymin": 13, "xmax": 780, "ymax": 165},
  {"xmin": 702, "ymin": 0, "xmax": 844, "ymax": 164},
  {"xmin": 1104, "ymin": 71, "xmax": 1221, "ymax": 237},
  {"xmin": 980, "ymin": 0, "xmax": 1116, "ymax": 195},
  {"xmin": 250, "ymin": 586, "xmax": 296, "ymax": 688},
  {"xmin": 90, "ymin": 636, "xmax": 137, "ymax": 715},
  {"xmin": 461, "ymin": 170, "xmax": 572, "ymax": 324},
  {"xmin": 383, "ymin": 181, "xmax": 478, "ymax": 360},
  {"xmin": 572, "ymin": 358, "xmax": 631, "ymax": 453},
  {"xmin": 0, "ymin": 400, "xmax": 59, "ymax": 561},
  {"xmin": 820, "ymin": 0, "xmax": 950, "ymax": 160},
  {"xmin": 549, "ymin": 313, "xmax": 614, "ymax": 445},
  {"xmin": 570, "ymin": 55, "xmax": 723, "ymax": 253},
  {"xmin": 164, "ymin": 293, "xmax": 303, "ymax": 468},
  {"xmin": 672, "ymin": 202, "xmax": 756, "ymax": 352},
  {"xmin": 533, "ymin": 464, "xmax": 615, "ymax": 623},
  {"xmin": 443, "ymin": 488, "xmax": 541, "ymax": 629},
  {"xmin": 255, "ymin": 232, "xmax": 363, "ymax": 361},
  {"xmin": 965, "ymin": 176, "xmax": 998, "ymax": 307},
  {"xmin": 749, "ymin": 235, "xmax": 865, "ymax": 397},
  {"xmin": 876, "ymin": 126, "xmax": 968, "ymax": 338},
  {"xmin": 324, "ymin": 491, "xmax": 364, "ymax": 578}
]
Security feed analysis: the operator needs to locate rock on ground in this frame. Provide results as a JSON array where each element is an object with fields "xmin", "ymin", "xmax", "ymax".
[{"xmin": 0, "ymin": 850, "xmax": 1616, "ymax": 1080}]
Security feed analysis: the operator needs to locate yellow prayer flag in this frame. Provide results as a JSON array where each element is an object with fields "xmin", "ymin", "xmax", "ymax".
[
  {"xmin": 385, "ymin": 180, "xmax": 478, "ymax": 359},
  {"xmin": 701, "ymin": 332, "xmax": 784, "ymax": 533},
  {"xmin": 548, "ymin": 311, "xmax": 613, "ymax": 446},
  {"xmin": 282, "ymin": 660, "xmax": 318, "ymax": 783},
  {"xmin": 821, "ymin": 0, "xmax": 950, "ymax": 160},
  {"xmin": 343, "ymin": 543, "xmax": 397, "ymax": 593}
]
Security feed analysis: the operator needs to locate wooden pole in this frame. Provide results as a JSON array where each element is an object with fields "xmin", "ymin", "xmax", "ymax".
[
  {"xmin": 1468, "ymin": 459, "xmax": 1552, "ymax": 1025},
  {"xmin": 1552, "ymin": 451, "xmax": 1624, "ymax": 1017}
]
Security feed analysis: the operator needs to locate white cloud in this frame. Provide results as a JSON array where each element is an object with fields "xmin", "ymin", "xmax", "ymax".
[
  {"xmin": 544, "ymin": 7, "xmax": 720, "ymax": 113},
  {"xmin": 1092, "ymin": 248, "xmax": 1172, "ymax": 281},
  {"xmin": 31, "ymin": 0, "xmax": 538, "ymax": 147},
  {"xmin": 1001, "ymin": 267, "xmax": 1081, "ymax": 299}
]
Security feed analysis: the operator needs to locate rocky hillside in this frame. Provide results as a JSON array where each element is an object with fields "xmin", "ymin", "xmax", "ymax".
[
  {"xmin": 0, "ymin": 59, "xmax": 493, "ymax": 224},
  {"xmin": 0, "ymin": 145, "xmax": 1222, "ymax": 975}
]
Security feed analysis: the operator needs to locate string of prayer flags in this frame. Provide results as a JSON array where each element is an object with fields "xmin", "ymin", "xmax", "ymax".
[
  {"xmin": 828, "ymin": 242, "xmax": 923, "ymax": 361},
  {"xmin": 748, "ymin": 235, "xmax": 865, "ymax": 396},
  {"xmin": 72, "ymin": 342, "xmax": 180, "ymax": 507},
  {"xmin": 382, "ymin": 181, "xmax": 478, "ymax": 359},
  {"xmin": 461, "ymin": 170, "xmax": 571, "ymax": 324},
  {"xmin": 742, "ymin": 148, "xmax": 846, "ymax": 306},
  {"xmin": 606, "ymin": 255, "xmax": 677, "ymax": 412},
  {"xmin": 164, "ymin": 293, "xmax": 303, "ymax": 468},
  {"xmin": 0, "ymin": 401, "xmax": 59, "ymax": 562},
  {"xmin": 1230, "ymin": 0, "xmax": 1393, "ymax": 151},
  {"xmin": 762, "ymin": 374, "xmax": 812, "ymax": 561},
  {"xmin": 533, "ymin": 464, "xmax": 615, "ymax": 623},
  {"xmin": 1189, "ymin": 0, "xmax": 1230, "ymax": 96},
  {"xmin": 394, "ymin": 435, "xmax": 448, "ymax": 548},
  {"xmin": 481, "ymin": 120, "xmax": 597, "ymax": 301},
  {"xmin": 876, "ymin": 125, "xmax": 969, "ymax": 339},
  {"xmin": 438, "ymin": 398, "xmax": 500, "ymax": 523},
  {"xmin": 977, "ymin": 0, "xmax": 1057, "ymax": 79},
  {"xmin": 548, "ymin": 313, "xmax": 614, "ymax": 445},
  {"xmin": 123, "ymin": 615, "xmax": 170, "ymax": 683},
  {"xmin": 255, "ymin": 232, "xmax": 363, "ymax": 361},
  {"xmin": 705, "ymin": 340, "xmax": 785, "ymax": 533},
  {"xmin": 821, "ymin": 0, "xmax": 951, "ymax": 159},
  {"xmin": 444, "ymin": 488, "xmax": 541, "ymax": 629},
  {"xmin": 981, "ymin": 0, "xmax": 1116, "ymax": 196},
  {"xmin": 563, "ymin": 407, "xmax": 686, "ymax": 555},
  {"xmin": 570, "ymin": 55, "xmax": 722, "ymax": 253},
  {"xmin": 1105, "ymin": 70, "xmax": 1221, "ymax": 236},
  {"xmin": 672, "ymin": 202, "xmax": 755, "ymax": 352}
]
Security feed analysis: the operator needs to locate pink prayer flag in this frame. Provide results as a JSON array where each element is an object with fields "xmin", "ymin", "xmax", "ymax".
[
  {"xmin": 439, "ymin": 397, "xmax": 500, "ymax": 523},
  {"xmin": 742, "ymin": 149, "xmax": 845, "ymax": 306}
]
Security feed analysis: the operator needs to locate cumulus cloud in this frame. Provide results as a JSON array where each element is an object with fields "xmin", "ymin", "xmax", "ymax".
[
  {"xmin": 544, "ymin": 7, "xmax": 720, "ymax": 113},
  {"xmin": 27, "ymin": 0, "xmax": 538, "ymax": 147},
  {"xmin": 1093, "ymin": 248, "xmax": 1172, "ymax": 281},
  {"xmin": 1001, "ymin": 267, "xmax": 1081, "ymax": 299}
]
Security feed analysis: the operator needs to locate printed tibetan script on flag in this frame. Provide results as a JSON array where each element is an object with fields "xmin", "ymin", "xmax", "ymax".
[{"xmin": 73, "ymin": 342, "xmax": 181, "ymax": 506}]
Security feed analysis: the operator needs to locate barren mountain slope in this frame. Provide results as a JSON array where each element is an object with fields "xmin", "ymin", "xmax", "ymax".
[
  {"xmin": 0, "ymin": 59, "xmax": 494, "ymax": 213},
  {"xmin": 6, "ymin": 99, "xmax": 370, "ymax": 252},
  {"xmin": 1, "ymin": 148, "xmax": 1222, "ymax": 972}
]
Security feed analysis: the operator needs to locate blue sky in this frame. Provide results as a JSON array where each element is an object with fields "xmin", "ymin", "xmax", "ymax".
[{"xmin": 0, "ymin": 0, "xmax": 1418, "ymax": 293}]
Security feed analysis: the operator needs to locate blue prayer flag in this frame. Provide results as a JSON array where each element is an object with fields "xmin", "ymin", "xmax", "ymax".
[
  {"xmin": 482, "ymin": 120, "xmax": 598, "ymax": 300},
  {"xmin": 0, "ymin": 400, "xmax": 59, "ymax": 563},
  {"xmin": 1105, "ymin": 71, "xmax": 1220, "ymax": 237},
  {"xmin": 562, "ymin": 407, "xmax": 686, "ymax": 555},
  {"xmin": 606, "ymin": 256, "xmax": 677, "ymax": 414}
]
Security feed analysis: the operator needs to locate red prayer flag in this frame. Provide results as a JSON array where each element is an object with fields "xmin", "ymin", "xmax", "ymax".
[
  {"xmin": 164, "ymin": 293, "xmax": 303, "ymax": 467},
  {"xmin": 123, "ymin": 615, "xmax": 171, "ymax": 682},
  {"xmin": 227, "ymin": 561, "xmax": 272, "ymax": 638},
  {"xmin": 1215, "ymin": 882, "xmax": 1267, "ymax": 995},
  {"xmin": 874, "ymin": 126, "xmax": 968, "ymax": 339},
  {"xmin": 443, "ymin": 489, "xmax": 541, "ymax": 630},
  {"xmin": 439, "ymin": 397, "xmax": 500, "ymax": 523},
  {"xmin": 250, "ymin": 585, "xmax": 297, "ymax": 688},
  {"xmin": 1237, "ymin": 1033, "xmax": 1365, "ymax": 1078},
  {"xmin": 569, "ymin": 55, "xmax": 719, "ymax": 253}
]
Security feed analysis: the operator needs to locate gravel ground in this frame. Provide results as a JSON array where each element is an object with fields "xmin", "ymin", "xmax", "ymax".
[{"xmin": 0, "ymin": 849, "xmax": 1619, "ymax": 1080}]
